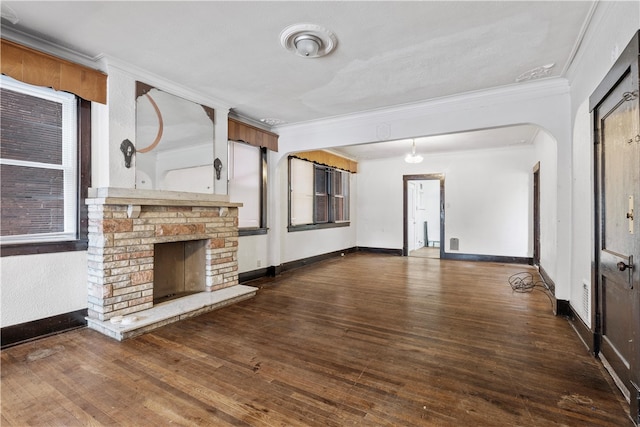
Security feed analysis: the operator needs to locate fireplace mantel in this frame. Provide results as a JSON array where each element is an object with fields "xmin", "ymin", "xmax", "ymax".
[
  {"xmin": 87, "ymin": 187, "xmax": 241, "ymax": 207},
  {"xmin": 85, "ymin": 187, "xmax": 253, "ymax": 340}
]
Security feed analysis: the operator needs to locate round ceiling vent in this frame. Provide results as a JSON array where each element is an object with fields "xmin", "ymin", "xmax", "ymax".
[{"xmin": 280, "ymin": 23, "xmax": 338, "ymax": 58}]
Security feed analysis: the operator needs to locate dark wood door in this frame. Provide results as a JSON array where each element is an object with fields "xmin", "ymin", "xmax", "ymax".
[{"xmin": 591, "ymin": 31, "xmax": 640, "ymax": 424}]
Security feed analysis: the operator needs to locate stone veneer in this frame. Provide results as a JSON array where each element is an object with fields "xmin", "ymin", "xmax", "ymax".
[{"xmin": 86, "ymin": 188, "xmax": 242, "ymax": 322}]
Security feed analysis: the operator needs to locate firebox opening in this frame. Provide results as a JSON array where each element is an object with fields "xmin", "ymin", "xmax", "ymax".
[{"xmin": 153, "ymin": 240, "xmax": 207, "ymax": 304}]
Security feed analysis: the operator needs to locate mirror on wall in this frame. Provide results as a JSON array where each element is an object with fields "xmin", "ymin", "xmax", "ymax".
[{"xmin": 135, "ymin": 82, "xmax": 215, "ymax": 193}]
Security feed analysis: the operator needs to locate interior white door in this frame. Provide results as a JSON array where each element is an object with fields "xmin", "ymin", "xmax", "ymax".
[{"xmin": 408, "ymin": 182, "xmax": 416, "ymax": 252}]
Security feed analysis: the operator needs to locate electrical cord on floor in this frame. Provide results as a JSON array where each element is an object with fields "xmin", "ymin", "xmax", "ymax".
[{"xmin": 508, "ymin": 271, "xmax": 554, "ymax": 308}]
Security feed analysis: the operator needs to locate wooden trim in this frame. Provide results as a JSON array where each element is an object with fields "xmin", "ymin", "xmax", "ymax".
[
  {"xmin": 288, "ymin": 222, "xmax": 350, "ymax": 232},
  {"xmin": 538, "ymin": 264, "xmax": 556, "ymax": 295},
  {"xmin": 556, "ymin": 299, "xmax": 572, "ymax": 317},
  {"xmin": 441, "ymin": 252, "xmax": 533, "ymax": 265},
  {"xmin": 537, "ymin": 263, "xmax": 561, "ymax": 314},
  {"xmin": 292, "ymin": 151, "xmax": 357, "ymax": 173},
  {"xmin": 589, "ymin": 30, "xmax": 639, "ymax": 111},
  {"xmin": 241, "ymin": 247, "xmax": 403, "ymax": 284},
  {"xmin": 239, "ymin": 268, "xmax": 271, "ymax": 284},
  {"xmin": 533, "ymin": 162, "xmax": 541, "ymax": 266},
  {"xmin": 136, "ymin": 81, "xmax": 154, "ymax": 98},
  {"xmin": 357, "ymin": 247, "xmax": 404, "ymax": 256},
  {"xmin": 403, "ymin": 174, "xmax": 445, "ymax": 257},
  {"xmin": 565, "ymin": 302, "xmax": 598, "ymax": 355},
  {"xmin": 78, "ymin": 98, "xmax": 91, "ymax": 244},
  {"xmin": 228, "ymin": 117, "xmax": 278, "ymax": 151},
  {"xmin": 1, "ymin": 39, "xmax": 107, "ymax": 104},
  {"xmin": 260, "ymin": 147, "xmax": 268, "ymax": 228},
  {"xmin": 267, "ymin": 265, "xmax": 280, "ymax": 277},
  {"xmin": 281, "ymin": 247, "xmax": 358, "ymax": 273},
  {"xmin": 1, "ymin": 309, "xmax": 88, "ymax": 349},
  {"xmin": 0, "ymin": 240, "xmax": 88, "ymax": 256},
  {"xmin": 238, "ymin": 228, "xmax": 268, "ymax": 237}
]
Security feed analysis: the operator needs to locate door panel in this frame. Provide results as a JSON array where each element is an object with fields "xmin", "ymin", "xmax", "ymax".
[
  {"xmin": 591, "ymin": 31, "xmax": 640, "ymax": 424},
  {"xmin": 408, "ymin": 183, "xmax": 416, "ymax": 252}
]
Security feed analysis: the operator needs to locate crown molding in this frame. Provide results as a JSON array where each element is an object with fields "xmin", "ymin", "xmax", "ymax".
[
  {"xmin": 564, "ymin": 1, "xmax": 615, "ymax": 81},
  {"xmin": 228, "ymin": 110, "xmax": 274, "ymax": 132},
  {"xmin": 560, "ymin": 1, "xmax": 599, "ymax": 77},
  {"xmin": 0, "ymin": 24, "xmax": 231, "ymax": 113},
  {"xmin": 0, "ymin": 25, "xmax": 106, "ymax": 72}
]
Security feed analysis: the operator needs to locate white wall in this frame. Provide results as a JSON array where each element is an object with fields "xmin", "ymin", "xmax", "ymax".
[
  {"xmin": 1, "ymin": 252, "xmax": 88, "ymax": 325},
  {"xmin": 276, "ymin": 79, "xmax": 571, "ymax": 297},
  {"xmin": 238, "ymin": 152, "xmax": 359, "ymax": 274},
  {"xmin": 356, "ymin": 146, "xmax": 534, "ymax": 256},
  {"xmin": 237, "ymin": 234, "xmax": 269, "ymax": 273},
  {"xmin": 565, "ymin": 2, "xmax": 640, "ymax": 327}
]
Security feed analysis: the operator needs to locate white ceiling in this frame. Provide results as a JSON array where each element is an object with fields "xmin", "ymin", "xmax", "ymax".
[{"xmin": 1, "ymin": 1, "xmax": 594, "ymax": 157}]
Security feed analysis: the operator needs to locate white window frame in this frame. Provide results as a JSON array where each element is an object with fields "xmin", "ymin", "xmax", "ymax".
[
  {"xmin": 0, "ymin": 75, "xmax": 78, "ymax": 244},
  {"xmin": 228, "ymin": 140, "xmax": 267, "ymax": 233}
]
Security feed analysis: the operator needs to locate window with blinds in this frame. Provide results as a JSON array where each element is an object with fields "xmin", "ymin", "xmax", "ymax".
[
  {"xmin": 289, "ymin": 157, "xmax": 350, "ymax": 230},
  {"xmin": 1, "ymin": 76, "xmax": 78, "ymax": 244}
]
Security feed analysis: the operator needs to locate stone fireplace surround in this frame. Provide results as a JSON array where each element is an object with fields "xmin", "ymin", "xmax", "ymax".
[{"xmin": 85, "ymin": 188, "xmax": 257, "ymax": 340}]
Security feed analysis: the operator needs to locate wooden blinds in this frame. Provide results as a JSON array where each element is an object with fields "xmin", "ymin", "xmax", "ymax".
[
  {"xmin": 228, "ymin": 117, "xmax": 278, "ymax": 151},
  {"xmin": 1, "ymin": 39, "xmax": 107, "ymax": 104},
  {"xmin": 292, "ymin": 150, "xmax": 357, "ymax": 173}
]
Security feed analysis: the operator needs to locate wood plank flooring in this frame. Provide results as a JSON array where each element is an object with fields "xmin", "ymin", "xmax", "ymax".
[{"xmin": 1, "ymin": 253, "xmax": 633, "ymax": 426}]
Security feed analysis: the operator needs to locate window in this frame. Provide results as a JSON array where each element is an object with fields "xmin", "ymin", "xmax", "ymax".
[
  {"xmin": 228, "ymin": 140, "xmax": 267, "ymax": 234},
  {"xmin": 289, "ymin": 157, "xmax": 350, "ymax": 230},
  {"xmin": 1, "ymin": 75, "xmax": 90, "ymax": 255}
]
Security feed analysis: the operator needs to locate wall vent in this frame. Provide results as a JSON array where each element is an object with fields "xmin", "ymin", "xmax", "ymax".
[
  {"xmin": 582, "ymin": 280, "xmax": 589, "ymax": 319},
  {"xmin": 450, "ymin": 238, "xmax": 459, "ymax": 251}
]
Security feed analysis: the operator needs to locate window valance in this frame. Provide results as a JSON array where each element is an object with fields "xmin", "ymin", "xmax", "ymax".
[
  {"xmin": 1, "ymin": 39, "xmax": 107, "ymax": 104},
  {"xmin": 228, "ymin": 117, "xmax": 278, "ymax": 151},
  {"xmin": 291, "ymin": 150, "xmax": 357, "ymax": 173}
]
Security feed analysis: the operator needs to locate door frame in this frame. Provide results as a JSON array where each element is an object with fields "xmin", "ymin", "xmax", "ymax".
[
  {"xmin": 589, "ymin": 30, "xmax": 640, "ymax": 424},
  {"xmin": 533, "ymin": 162, "xmax": 540, "ymax": 266},
  {"xmin": 403, "ymin": 174, "xmax": 445, "ymax": 257}
]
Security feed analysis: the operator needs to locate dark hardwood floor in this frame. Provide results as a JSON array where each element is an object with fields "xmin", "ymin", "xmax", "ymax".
[{"xmin": 1, "ymin": 253, "xmax": 632, "ymax": 426}]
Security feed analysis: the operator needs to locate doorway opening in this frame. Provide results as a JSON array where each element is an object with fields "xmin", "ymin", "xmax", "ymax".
[
  {"xmin": 533, "ymin": 162, "xmax": 540, "ymax": 266},
  {"xmin": 403, "ymin": 174, "xmax": 444, "ymax": 258}
]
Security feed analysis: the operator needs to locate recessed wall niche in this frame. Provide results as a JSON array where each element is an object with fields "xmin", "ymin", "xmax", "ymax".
[{"xmin": 135, "ymin": 82, "xmax": 215, "ymax": 194}]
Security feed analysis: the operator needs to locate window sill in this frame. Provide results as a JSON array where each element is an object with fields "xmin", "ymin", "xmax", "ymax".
[
  {"xmin": 1, "ymin": 239, "xmax": 88, "ymax": 257},
  {"xmin": 288, "ymin": 222, "xmax": 350, "ymax": 232},
  {"xmin": 238, "ymin": 228, "xmax": 268, "ymax": 237}
]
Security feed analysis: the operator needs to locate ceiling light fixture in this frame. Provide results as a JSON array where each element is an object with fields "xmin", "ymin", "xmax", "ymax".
[
  {"xmin": 280, "ymin": 23, "xmax": 337, "ymax": 58},
  {"xmin": 405, "ymin": 139, "xmax": 423, "ymax": 164}
]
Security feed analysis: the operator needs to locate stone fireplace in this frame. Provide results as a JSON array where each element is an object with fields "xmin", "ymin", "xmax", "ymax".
[{"xmin": 84, "ymin": 188, "xmax": 257, "ymax": 340}]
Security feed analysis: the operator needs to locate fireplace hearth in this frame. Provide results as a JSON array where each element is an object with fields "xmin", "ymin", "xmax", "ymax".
[{"xmin": 84, "ymin": 188, "xmax": 256, "ymax": 340}]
